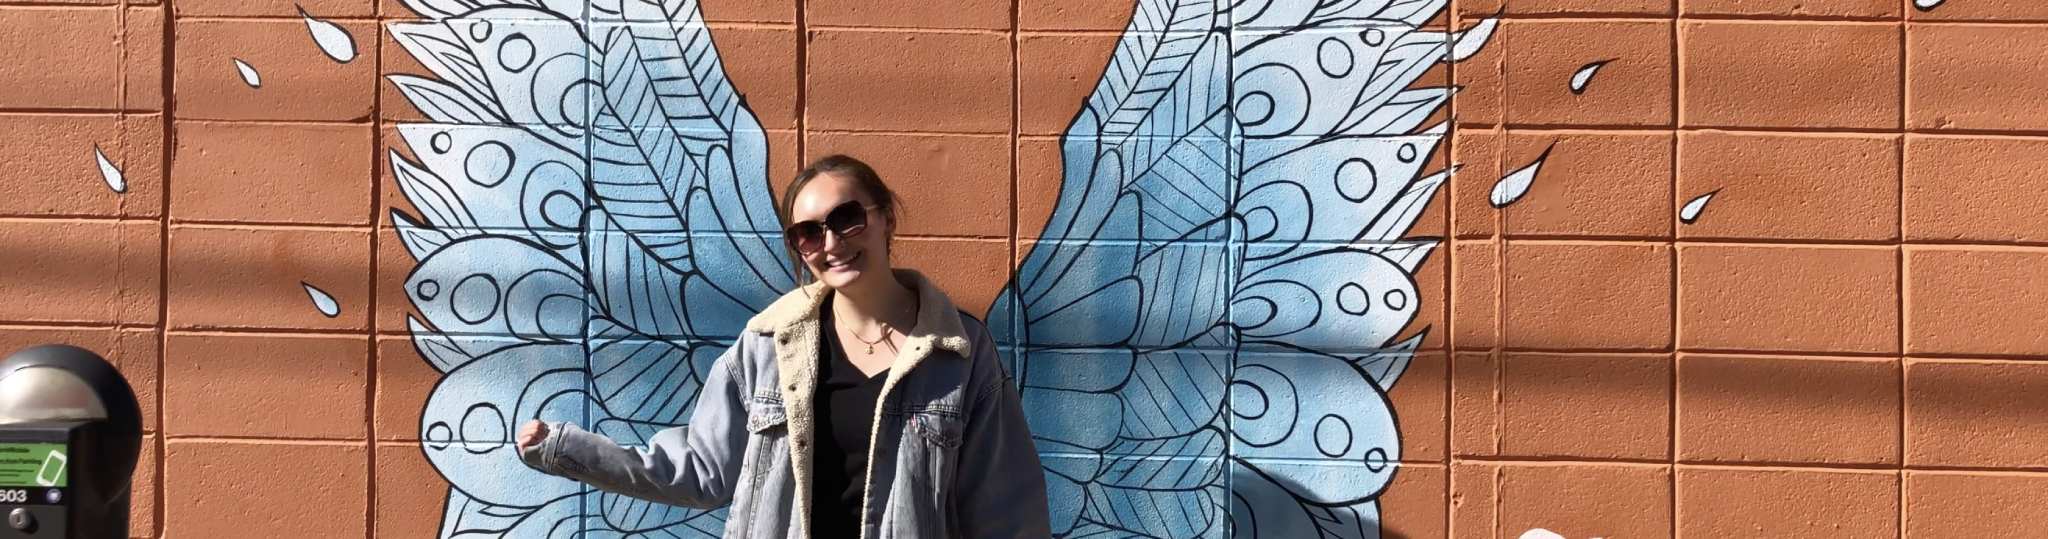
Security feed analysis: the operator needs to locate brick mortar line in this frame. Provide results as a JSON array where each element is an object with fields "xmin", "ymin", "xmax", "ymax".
[
  {"xmin": 365, "ymin": 2, "xmax": 385, "ymax": 535},
  {"xmin": 1449, "ymin": 456, "xmax": 2048, "ymax": 477},
  {"xmin": 152, "ymin": 0, "xmax": 173, "ymax": 531},
  {"xmin": 1897, "ymin": 5, "xmax": 1912, "ymax": 535},
  {"xmin": 1667, "ymin": 10, "xmax": 1682, "ymax": 537},
  {"xmin": 1439, "ymin": 4, "xmax": 1458, "ymax": 536},
  {"xmin": 1453, "ymin": 237, "xmax": 2048, "ymax": 249},
  {"xmin": 1453, "ymin": 123, "xmax": 2048, "ymax": 138}
]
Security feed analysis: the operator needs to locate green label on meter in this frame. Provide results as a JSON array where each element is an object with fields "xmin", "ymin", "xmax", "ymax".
[{"xmin": 0, "ymin": 443, "xmax": 67, "ymax": 488}]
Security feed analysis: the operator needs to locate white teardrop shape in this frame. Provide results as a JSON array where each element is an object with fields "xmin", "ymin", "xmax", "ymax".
[
  {"xmin": 300, "ymin": 6, "xmax": 357, "ymax": 63},
  {"xmin": 1449, "ymin": 17, "xmax": 1497, "ymax": 62},
  {"xmin": 1520, "ymin": 530, "xmax": 1568, "ymax": 539},
  {"xmin": 233, "ymin": 58, "xmax": 261, "ymax": 88},
  {"xmin": 1489, "ymin": 145, "xmax": 1553, "ymax": 208},
  {"xmin": 1914, "ymin": 0, "xmax": 1944, "ymax": 11},
  {"xmin": 304, "ymin": 282, "xmax": 341, "ymax": 317},
  {"xmin": 1570, "ymin": 59, "xmax": 1612, "ymax": 95},
  {"xmin": 1680, "ymin": 190, "xmax": 1719, "ymax": 224},
  {"xmin": 93, "ymin": 145, "xmax": 126, "ymax": 194}
]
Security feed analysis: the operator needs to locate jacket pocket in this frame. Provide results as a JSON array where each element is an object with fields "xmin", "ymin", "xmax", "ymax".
[
  {"xmin": 736, "ymin": 399, "xmax": 788, "ymax": 539},
  {"xmin": 909, "ymin": 410, "xmax": 963, "ymax": 448},
  {"xmin": 743, "ymin": 399, "xmax": 788, "ymax": 483},
  {"xmin": 902, "ymin": 410, "xmax": 964, "ymax": 536}
]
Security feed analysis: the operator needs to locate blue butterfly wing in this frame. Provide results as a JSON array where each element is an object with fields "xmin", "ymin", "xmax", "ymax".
[
  {"xmin": 1000, "ymin": 0, "xmax": 1517, "ymax": 537},
  {"xmin": 391, "ymin": 0, "xmax": 788, "ymax": 536}
]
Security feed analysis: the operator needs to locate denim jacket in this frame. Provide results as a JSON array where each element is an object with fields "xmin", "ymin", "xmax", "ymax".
[{"xmin": 518, "ymin": 270, "xmax": 1051, "ymax": 538}]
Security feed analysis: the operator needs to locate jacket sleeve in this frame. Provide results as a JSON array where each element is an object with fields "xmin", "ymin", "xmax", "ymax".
[
  {"xmin": 954, "ymin": 330, "xmax": 1053, "ymax": 538},
  {"xmin": 517, "ymin": 336, "xmax": 753, "ymax": 509}
]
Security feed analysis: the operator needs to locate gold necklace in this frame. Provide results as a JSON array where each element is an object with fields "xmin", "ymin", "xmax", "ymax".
[{"xmin": 848, "ymin": 323, "xmax": 891, "ymax": 354}]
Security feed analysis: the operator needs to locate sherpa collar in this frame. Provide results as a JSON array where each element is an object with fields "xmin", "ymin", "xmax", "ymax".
[{"xmin": 744, "ymin": 268, "xmax": 973, "ymax": 358}]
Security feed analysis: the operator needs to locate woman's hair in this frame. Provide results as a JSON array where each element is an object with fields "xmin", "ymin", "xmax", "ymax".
[{"xmin": 778, "ymin": 154, "xmax": 904, "ymax": 285}]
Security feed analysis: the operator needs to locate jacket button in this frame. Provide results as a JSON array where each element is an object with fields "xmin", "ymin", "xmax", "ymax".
[{"xmin": 786, "ymin": 383, "xmax": 797, "ymax": 391}]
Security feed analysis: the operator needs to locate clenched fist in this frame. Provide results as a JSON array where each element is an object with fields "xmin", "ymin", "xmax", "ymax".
[{"xmin": 517, "ymin": 419, "xmax": 550, "ymax": 449}]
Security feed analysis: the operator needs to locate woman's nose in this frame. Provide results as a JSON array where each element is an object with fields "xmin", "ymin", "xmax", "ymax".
[{"xmin": 819, "ymin": 230, "xmax": 843, "ymax": 253}]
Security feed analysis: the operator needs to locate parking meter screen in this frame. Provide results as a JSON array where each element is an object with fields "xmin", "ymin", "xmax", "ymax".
[{"xmin": 0, "ymin": 442, "xmax": 66, "ymax": 488}]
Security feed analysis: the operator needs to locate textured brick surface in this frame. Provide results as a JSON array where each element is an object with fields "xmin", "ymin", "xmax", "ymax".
[
  {"xmin": 174, "ymin": 19, "xmax": 376, "ymax": 121},
  {"xmin": 0, "ymin": 220, "xmax": 160, "ymax": 325},
  {"xmin": 806, "ymin": 30, "xmax": 1012, "ymax": 133},
  {"xmin": 0, "ymin": 113, "xmax": 165, "ymax": 217},
  {"xmin": 1453, "ymin": 352, "xmax": 1672, "ymax": 460},
  {"xmin": 171, "ymin": 121, "xmax": 375, "ymax": 225},
  {"xmin": 1453, "ymin": 463, "xmax": 1673, "ymax": 539},
  {"xmin": 165, "ymin": 226, "xmax": 371, "ymax": 330},
  {"xmin": 1905, "ymin": 248, "xmax": 2048, "ymax": 356},
  {"xmin": 1904, "ymin": 136, "xmax": 2048, "ymax": 242},
  {"xmin": 1678, "ymin": 245, "xmax": 1898, "ymax": 354},
  {"xmin": 1906, "ymin": 359, "xmax": 2048, "ymax": 468},
  {"xmin": 1905, "ymin": 472, "xmax": 2048, "ymax": 538},
  {"xmin": 1682, "ymin": 0, "xmax": 1897, "ymax": 17},
  {"xmin": 1681, "ymin": 21, "xmax": 1901, "ymax": 129},
  {"xmin": 1909, "ymin": 25, "xmax": 2048, "ymax": 131},
  {"xmin": 163, "ymin": 441, "xmax": 367, "ymax": 538},
  {"xmin": 1677, "ymin": 132, "xmax": 1900, "ymax": 241},
  {"xmin": 164, "ymin": 332, "xmax": 369, "ymax": 439},
  {"xmin": 1677, "ymin": 354, "xmax": 1899, "ymax": 464},
  {"xmin": 1677, "ymin": 467, "xmax": 1899, "ymax": 538},
  {"xmin": 1501, "ymin": 242, "xmax": 1672, "ymax": 350},
  {"xmin": 1457, "ymin": 20, "xmax": 1675, "ymax": 127}
]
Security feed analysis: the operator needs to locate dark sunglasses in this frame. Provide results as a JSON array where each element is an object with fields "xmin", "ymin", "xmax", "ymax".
[{"xmin": 784, "ymin": 201, "xmax": 879, "ymax": 255}]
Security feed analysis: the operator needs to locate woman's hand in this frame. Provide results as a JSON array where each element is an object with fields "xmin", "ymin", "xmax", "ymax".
[{"xmin": 517, "ymin": 419, "xmax": 550, "ymax": 449}]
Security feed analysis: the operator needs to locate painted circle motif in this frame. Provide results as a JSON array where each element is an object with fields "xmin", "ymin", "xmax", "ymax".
[
  {"xmin": 1335, "ymin": 158, "xmax": 1377, "ymax": 202},
  {"xmin": 1317, "ymin": 37, "xmax": 1354, "ymax": 78},
  {"xmin": 461, "ymin": 404, "xmax": 508, "ymax": 450},
  {"xmin": 1315, "ymin": 414, "xmax": 1353, "ymax": 457},
  {"xmin": 1364, "ymin": 447, "xmax": 1390, "ymax": 472},
  {"xmin": 1361, "ymin": 27, "xmax": 1387, "ymax": 47},
  {"xmin": 1236, "ymin": 91, "xmax": 1275, "ymax": 127},
  {"xmin": 430, "ymin": 131, "xmax": 453, "ymax": 154},
  {"xmin": 498, "ymin": 33, "xmax": 535, "ymax": 72},
  {"xmin": 465, "ymin": 141, "xmax": 514, "ymax": 187},
  {"xmin": 450, "ymin": 274, "xmax": 502, "ymax": 325},
  {"xmin": 415, "ymin": 279, "xmax": 441, "ymax": 301},
  {"xmin": 1337, "ymin": 282, "xmax": 1372, "ymax": 315}
]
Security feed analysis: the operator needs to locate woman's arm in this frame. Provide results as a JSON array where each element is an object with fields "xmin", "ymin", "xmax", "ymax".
[
  {"xmin": 516, "ymin": 337, "xmax": 754, "ymax": 509},
  {"xmin": 954, "ymin": 331, "xmax": 1053, "ymax": 538}
]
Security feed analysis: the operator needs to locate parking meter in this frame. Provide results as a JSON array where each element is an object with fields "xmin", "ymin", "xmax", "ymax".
[{"xmin": 0, "ymin": 345, "xmax": 143, "ymax": 538}]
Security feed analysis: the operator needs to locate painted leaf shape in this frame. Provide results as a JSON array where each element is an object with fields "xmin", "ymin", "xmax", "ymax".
[
  {"xmin": 1489, "ymin": 145, "xmax": 1554, "ymax": 208},
  {"xmin": 233, "ymin": 58, "xmax": 261, "ymax": 87},
  {"xmin": 303, "ymin": 282, "xmax": 340, "ymax": 317},
  {"xmin": 1571, "ymin": 59, "xmax": 1613, "ymax": 94},
  {"xmin": 93, "ymin": 145, "xmax": 125, "ymax": 194},
  {"xmin": 299, "ymin": 6, "xmax": 357, "ymax": 63},
  {"xmin": 1681, "ymin": 189, "xmax": 1719, "ymax": 224}
]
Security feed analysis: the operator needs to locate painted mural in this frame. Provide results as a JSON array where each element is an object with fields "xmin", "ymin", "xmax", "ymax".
[{"xmin": 378, "ymin": 0, "xmax": 1545, "ymax": 537}]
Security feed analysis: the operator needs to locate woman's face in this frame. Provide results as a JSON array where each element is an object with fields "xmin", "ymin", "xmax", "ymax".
[{"xmin": 788, "ymin": 173, "xmax": 892, "ymax": 291}]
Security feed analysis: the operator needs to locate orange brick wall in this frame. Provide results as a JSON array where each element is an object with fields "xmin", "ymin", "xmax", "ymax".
[{"xmin": 0, "ymin": 0, "xmax": 2045, "ymax": 537}]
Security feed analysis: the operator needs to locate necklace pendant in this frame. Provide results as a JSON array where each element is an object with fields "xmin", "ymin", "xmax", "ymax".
[{"xmin": 865, "ymin": 344, "xmax": 874, "ymax": 354}]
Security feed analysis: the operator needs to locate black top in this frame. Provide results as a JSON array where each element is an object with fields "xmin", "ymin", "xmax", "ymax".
[{"xmin": 809, "ymin": 297, "xmax": 889, "ymax": 535}]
